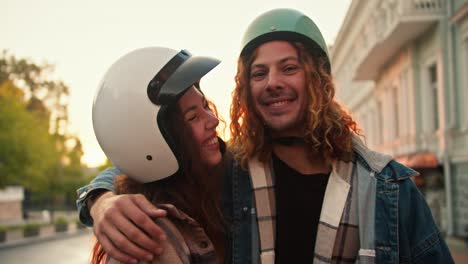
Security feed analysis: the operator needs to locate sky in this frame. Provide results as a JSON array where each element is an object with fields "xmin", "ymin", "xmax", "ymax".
[{"xmin": 2, "ymin": 0, "xmax": 351, "ymax": 167}]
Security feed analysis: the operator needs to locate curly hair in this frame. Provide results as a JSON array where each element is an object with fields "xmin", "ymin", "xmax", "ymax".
[
  {"xmin": 229, "ymin": 41, "xmax": 360, "ymax": 168},
  {"xmin": 91, "ymin": 88, "xmax": 226, "ymax": 264}
]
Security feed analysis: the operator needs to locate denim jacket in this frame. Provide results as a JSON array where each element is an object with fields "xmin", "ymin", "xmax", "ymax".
[{"xmin": 76, "ymin": 148, "xmax": 453, "ymax": 263}]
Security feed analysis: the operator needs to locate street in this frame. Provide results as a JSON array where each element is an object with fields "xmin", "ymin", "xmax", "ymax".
[
  {"xmin": 0, "ymin": 231, "xmax": 94, "ymax": 264},
  {"xmin": 0, "ymin": 230, "xmax": 466, "ymax": 263}
]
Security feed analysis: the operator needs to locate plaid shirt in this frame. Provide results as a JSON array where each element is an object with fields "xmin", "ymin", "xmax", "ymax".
[
  {"xmin": 107, "ymin": 204, "xmax": 217, "ymax": 264},
  {"xmin": 248, "ymin": 136, "xmax": 393, "ymax": 264}
]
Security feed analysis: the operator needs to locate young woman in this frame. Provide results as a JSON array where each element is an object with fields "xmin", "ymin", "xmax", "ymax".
[{"xmin": 90, "ymin": 47, "xmax": 227, "ymax": 264}]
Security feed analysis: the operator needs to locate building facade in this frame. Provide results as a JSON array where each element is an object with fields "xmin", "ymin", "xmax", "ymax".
[
  {"xmin": 0, "ymin": 186, "xmax": 24, "ymax": 224},
  {"xmin": 331, "ymin": 0, "xmax": 468, "ymax": 237}
]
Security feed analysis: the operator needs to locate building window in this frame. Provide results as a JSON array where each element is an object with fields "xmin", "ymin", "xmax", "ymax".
[{"xmin": 428, "ymin": 63, "xmax": 439, "ymax": 131}]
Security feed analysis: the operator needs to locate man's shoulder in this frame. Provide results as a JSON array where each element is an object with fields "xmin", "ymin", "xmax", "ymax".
[
  {"xmin": 378, "ymin": 160, "xmax": 418, "ymax": 181},
  {"xmin": 354, "ymin": 151, "xmax": 418, "ymax": 181},
  {"xmin": 351, "ymin": 136, "xmax": 418, "ymax": 181}
]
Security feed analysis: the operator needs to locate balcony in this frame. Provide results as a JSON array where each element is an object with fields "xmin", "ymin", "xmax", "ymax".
[{"xmin": 354, "ymin": 0, "xmax": 445, "ymax": 81}]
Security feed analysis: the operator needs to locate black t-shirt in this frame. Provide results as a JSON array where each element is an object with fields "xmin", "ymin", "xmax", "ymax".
[{"xmin": 273, "ymin": 154, "xmax": 330, "ymax": 264}]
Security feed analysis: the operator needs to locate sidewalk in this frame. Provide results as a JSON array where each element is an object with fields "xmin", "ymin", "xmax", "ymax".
[
  {"xmin": 3, "ymin": 228, "xmax": 465, "ymax": 262},
  {"xmin": 0, "ymin": 228, "xmax": 92, "ymax": 250},
  {"xmin": 0, "ymin": 224, "xmax": 92, "ymax": 250}
]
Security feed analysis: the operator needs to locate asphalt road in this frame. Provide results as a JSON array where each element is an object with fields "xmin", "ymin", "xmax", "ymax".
[{"xmin": 0, "ymin": 231, "xmax": 95, "ymax": 264}]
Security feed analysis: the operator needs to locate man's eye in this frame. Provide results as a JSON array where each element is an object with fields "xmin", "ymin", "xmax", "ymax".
[{"xmin": 251, "ymin": 71, "xmax": 265, "ymax": 79}]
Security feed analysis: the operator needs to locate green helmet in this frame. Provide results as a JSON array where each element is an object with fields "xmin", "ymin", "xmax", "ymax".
[{"xmin": 241, "ymin": 8, "xmax": 330, "ymax": 72}]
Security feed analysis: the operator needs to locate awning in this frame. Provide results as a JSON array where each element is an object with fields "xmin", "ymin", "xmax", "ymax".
[{"xmin": 395, "ymin": 152, "xmax": 439, "ymax": 169}]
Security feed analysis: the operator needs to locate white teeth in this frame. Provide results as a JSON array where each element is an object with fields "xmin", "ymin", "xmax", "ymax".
[
  {"xmin": 270, "ymin": 100, "xmax": 288, "ymax": 107},
  {"xmin": 206, "ymin": 137, "xmax": 217, "ymax": 145}
]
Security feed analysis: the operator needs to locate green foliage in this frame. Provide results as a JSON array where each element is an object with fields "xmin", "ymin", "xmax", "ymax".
[
  {"xmin": 0, "ymin": 50, "xmax": 87, "ymax": 210},
  {"xmin": 0, "ymin": 50, "xmax": 69, "ymax": 135},
  {"xmin": 54, "ymin": 216, "xmax": 68, "ymax": 225},
  {"xmin": 0, "ymin": 223, "xmax": 47, "ymax": 234},
  {"xmin": 0, "ymin": 81, "xmax": 58, "ymax": 189},
  {"xmin": 23, "ymin": 223, "xmax": 42, "ymax": 231},
  {"xmin": 0, "ymin": 50, "xmax": 49, "ymax": 92},
  {"xmin": 54, "ymin": 216, "xmax": 68, "ymax": 232}
]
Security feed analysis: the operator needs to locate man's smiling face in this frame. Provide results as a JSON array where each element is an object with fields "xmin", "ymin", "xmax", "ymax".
[{"xmin": 249, "ymin": 40, "xmax": 308, "ymax": 137}]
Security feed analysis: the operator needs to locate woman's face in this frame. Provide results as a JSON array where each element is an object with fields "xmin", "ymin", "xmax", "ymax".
[{"xmin": 177, "ymin": 86, "xmax": 221, "ymax": 167}]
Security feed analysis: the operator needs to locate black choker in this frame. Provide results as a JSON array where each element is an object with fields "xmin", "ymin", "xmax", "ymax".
[{"xmin": 273, "ymin": 137, "xmax": 306, "ymax": 146}]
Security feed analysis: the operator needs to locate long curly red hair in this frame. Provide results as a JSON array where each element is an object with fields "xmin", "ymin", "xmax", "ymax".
[{"xmin": 229, "ymin": 41, "xmax": 360, "ymax": 167}]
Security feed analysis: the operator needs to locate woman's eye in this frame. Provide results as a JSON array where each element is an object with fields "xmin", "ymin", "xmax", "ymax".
[
  {"xmin": 187, "ymin": 115, "xmax": 198, "ymax": 121},
  {"xmin": 284, "ymin": 65, "xmax": 298, "ymax": 73}
]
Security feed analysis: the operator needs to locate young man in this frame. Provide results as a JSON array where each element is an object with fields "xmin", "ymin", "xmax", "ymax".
[{"xmin": 77, "ymin": 8, "xmax": 454, "ymax": 264}]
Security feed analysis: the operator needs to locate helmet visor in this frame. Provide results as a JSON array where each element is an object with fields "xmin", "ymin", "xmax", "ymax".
[{"xmin": 147, "ymin": 50, "xmax": 220, "ymax": 105}]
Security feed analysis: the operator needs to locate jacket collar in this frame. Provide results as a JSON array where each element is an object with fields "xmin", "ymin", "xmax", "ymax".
[{"xmin": 352, "ymin": 135, "xmax": 393, "ymax": 174}]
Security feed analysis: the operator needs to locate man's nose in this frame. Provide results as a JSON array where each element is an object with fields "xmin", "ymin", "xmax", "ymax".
[{"xmin": 266, "ymin": 71, "xmax": 283, "ymax": 91}]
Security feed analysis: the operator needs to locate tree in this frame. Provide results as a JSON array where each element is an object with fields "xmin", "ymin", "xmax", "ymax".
[
  {"xmin": 0, "ymin": 50, "xmax": 85, "ymax": 214},
  {"xmin": 0, "ymin": 81, "xmax": 57, "ymax": 189},
  {"xmin": 0, "ymin": 50, "xmax": 69, "ymax": 135}
]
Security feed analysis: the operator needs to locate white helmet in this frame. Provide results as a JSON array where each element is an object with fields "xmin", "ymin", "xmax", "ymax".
[{"xmin": 92, "ymin": 47, "xmax": 220, "ymax": 183}]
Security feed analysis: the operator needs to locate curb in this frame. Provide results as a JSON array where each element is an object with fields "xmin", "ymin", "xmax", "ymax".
[{"xmin": 0, "ymin": 228, "xmax": 92, "ymax": 250}]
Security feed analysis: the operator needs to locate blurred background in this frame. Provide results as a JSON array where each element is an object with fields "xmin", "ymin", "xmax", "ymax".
[{"xmin": 1, "ymin": 0, "xmax": 467, "ymax": 263}]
